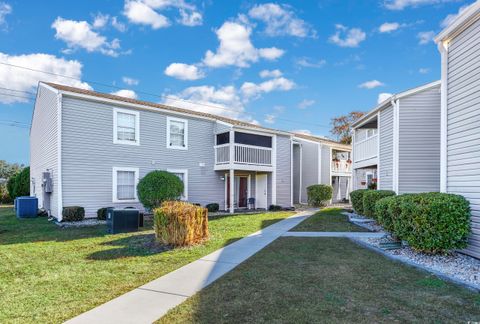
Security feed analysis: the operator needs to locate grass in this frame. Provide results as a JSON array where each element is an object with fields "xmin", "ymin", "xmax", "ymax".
[
  {"xmin": 159, "ymin": 236, "xmax": 480, "ymax": 323},
  {"xmin": 0, "ymin": 206, "xmax": 294, "ymax": 323},
  {"xmin": 291, "ymin": 207, "xmax": 369, "ymax": 232}
]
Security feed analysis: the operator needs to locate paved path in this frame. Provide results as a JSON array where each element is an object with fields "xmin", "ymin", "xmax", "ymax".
[
  {"xmin": 66, "ymin": 209, "xmax": 317, "ymax": 324},
  {"xmin": 282, "ymin": 231, "xmax": 386, "ymax": 238}
]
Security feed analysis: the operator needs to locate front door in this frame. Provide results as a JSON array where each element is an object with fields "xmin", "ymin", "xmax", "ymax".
[
  {"xmin": 227, "ymin": 176, "xmax": 248, "ymax": 208},
  {"xmin": 256, "ymin": 174, "xmax": 268, "ymax": 209}
]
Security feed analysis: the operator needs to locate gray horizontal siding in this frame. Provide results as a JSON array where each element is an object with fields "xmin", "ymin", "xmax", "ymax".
[
  {"xmin": 379, "ymin": 106, "xmax": 393, "ymax": 190},
  {"xmin": 446, "ymin": 16, "xmax": 480, "ymax": 259},
  {"xmin": 398, "ymin": 86, "xmax": 441, "ymax": 193},
  {"xmin": 297, "ymin": 139, "xmax": 318, "ymax": 204},
  {"xmin": 292, "ymin": 144, "xmax": 301, "ymax": 204},
  {"xmin": 276, "ymin": 135, "xmax": 292, "ymax": 207},
  {"xmin": 61, "ymin": 97, "xmax": 225, "ymax": 216},
  {"xmin": 30, "ymin": 85, "xmax": 59, "ymax": 217},
  {"xmin": 320, "ymin": 145, "xmax": 331, "ymax": 185}
]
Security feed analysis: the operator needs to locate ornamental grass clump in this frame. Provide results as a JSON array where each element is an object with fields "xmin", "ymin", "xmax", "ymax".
[{"xmin": 154, "ymin": 201, "xmax": 209, "ymax": 247}]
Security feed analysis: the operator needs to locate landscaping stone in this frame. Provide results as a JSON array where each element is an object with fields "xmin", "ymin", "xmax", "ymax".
[
  {"xmin": 55, "ymin": 219, "xmax": 106, "ymax": 228},
  {"xmin": 342, "ymin": 211, "xmax": 384, "ymax": 232}
]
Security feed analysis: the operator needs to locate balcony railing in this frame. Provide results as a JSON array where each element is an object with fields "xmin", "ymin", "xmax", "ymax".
[
  {"xmin": 332, "ymin": 160, "xmax": 352, "ymax": 173},
  {"xmin": 215, "ymin": 143, "xmax": 272, "ymax": 166},
  {"xmin": 354, "ymin": 134, "xmax": 378, "ymax": 162}
]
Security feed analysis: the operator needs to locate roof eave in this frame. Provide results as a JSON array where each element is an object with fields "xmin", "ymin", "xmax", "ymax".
[{"xmin": 435, "ymin": 2, "xmax": 480, "ymax": 43}]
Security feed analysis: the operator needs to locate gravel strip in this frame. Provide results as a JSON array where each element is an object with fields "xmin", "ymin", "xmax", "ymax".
[
  {"xmin": 342, "ymin": 211, "xmax": 384, "ymax": 232},
  {"xmin": 355, "ymin": 236, "xmax": 480, "ymax": 290},
  {"xmin": 56, "ymin": 219, "xmax": 106, "ymax": 228}
]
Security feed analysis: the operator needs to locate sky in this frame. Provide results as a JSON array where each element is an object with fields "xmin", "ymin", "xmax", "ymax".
[{"xmin": 0, "ymin": 0, "xmax": 471, "ymax": 164}]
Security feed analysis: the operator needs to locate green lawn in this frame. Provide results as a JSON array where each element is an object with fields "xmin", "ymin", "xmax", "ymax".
[
  {"xmin": 291, "ymin": 207, "xmax": 369, "ymax": 232},
  {"xmin": 159, "ymin": 237, "xmax": 480, "ymax": 323},
  {"xmin": 0, "ymin": 206, "xmax": 294, "ymax": 323}
]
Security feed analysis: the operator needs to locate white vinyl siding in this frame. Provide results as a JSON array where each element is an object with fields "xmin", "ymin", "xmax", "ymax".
[
  {"xmin": 112, "ymin": 167, "xmax": 139, "ymax": 203},
  {"xmin": 167, "ymin": 117, "xmax": 188, "ymax": 150},
  {"xmin": 113, "ymin": 108, "xmax": 140, "ymax": 145},
  {"xmin": 379, "ymin": 105, "xmax": 394, "ymax": 190},
  {"xmin": 446, "ymin": 16, "xmax": 480, "ymax": 259}
]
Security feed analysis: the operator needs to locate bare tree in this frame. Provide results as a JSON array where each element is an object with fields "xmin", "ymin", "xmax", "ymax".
[{"xmin": 330, "ymin": 111, "xmax": 365, "ymax": 144}]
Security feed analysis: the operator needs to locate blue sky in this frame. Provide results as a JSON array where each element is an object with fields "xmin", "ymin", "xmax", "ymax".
[{"xmin": 0, "ymin": 0, "xmax": 470, "ymax": 164}]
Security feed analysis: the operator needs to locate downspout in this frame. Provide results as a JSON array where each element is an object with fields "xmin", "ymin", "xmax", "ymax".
[
  {"xmin": 438, "ymin": 41, "xmax": 449, "ymax": 193},
  {"xmin": 391, "ymin": 98, "xmax": 400, "ymax": 194}
]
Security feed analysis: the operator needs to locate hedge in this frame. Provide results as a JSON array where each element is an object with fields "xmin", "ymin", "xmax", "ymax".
[
  {"xmin": 268, "ymin": 204, "xmax": 283, "ymax": 211},
  {"xmin": 307, "ymin": 184, "xmax": 333, "ymax": 207},
  {"xmin": 154, "ymin": 201, "xmax": 209, "ymax": 246},
  {"xmin": 137, "ymin": 171, "xmax": 184, "ymax": 210},
  {"xmin": 373, "ymin": 193, "xmax": 471, "ymax": 253},
  {"xmin": 62, "ymin": 206, "xmax": 85, "ymax": 222},
  {"xmin": 7, "ymin": 167, "xmax": 30, "ymax": 200},
  {"xmin": 97, "ymin": 207, "xmax": 112, "ymax": 220},
  {"xmin": 350, "ymin": 189, "xmax": 369, "ymax": 214},
  {"xmin": 363, "ymin": 190, "xmax": 396, "ymax": 219}
]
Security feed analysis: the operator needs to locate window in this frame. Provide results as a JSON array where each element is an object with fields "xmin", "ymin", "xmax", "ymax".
[
  {"xmin": 216, "ymin": 132, "xmax": 230, "ymax": 145},
  {"xmin": 366, "ymin": 129, "xmax": 377, "ymax": 138},
  {"xmin": 113, "ymin": 108, "xmax": 140, "ymax": 145},
  {"xmin": 167, "ymin": 168, "xmax": 188, "ymax": 200},
  {"xmin": 167, "ymin": 117, "xmax": 188, "ymax": 150},
  {"xmin": 234, "ymin": 132, "xmax": 272, "ymax": 148},
  {"xmin": 112, "ymin": 167, "xmax": 139, "ymax": 203}
]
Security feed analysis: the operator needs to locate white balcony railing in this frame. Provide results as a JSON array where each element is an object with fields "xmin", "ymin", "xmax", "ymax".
[
  {"xmin": 354, "ymin": 134, "xmax": 378, "ymax": 162},
  {"xmin": 332, "ymin": 160, "xmax": 352, "ymax": 173},
  {"xmin": 215, "ymin": 143, "xmax": 272, "ymax": 166}
]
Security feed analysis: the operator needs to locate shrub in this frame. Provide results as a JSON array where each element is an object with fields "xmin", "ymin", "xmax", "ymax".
[
  {"xmin": 97, "ymin": 207, "xmax": 112, "ymax": 220},
  {"xmin": 350, "ymin": 189, "xmax": 369, "ymax": 215},
  {"xmin": 0, "ymin": 184, "xmax": 11, "ymax": 204},
  {"xmin": 154, "ymin": 201, "xmax": 208, "ymax": 246},
  {"xmin": 137, "ymin": 171, "xmax": 184, "ymax": 210},
  {"xmin": 62, "ymin": 206, "xmax": 85, "ymax": 222},
  {"xmin": 268, "ymin": 204, "xmax": 283, "ymax": 211},
  {"xmin": 395, "ymin": 193, "xmax": 470, "ymax": 253},
  {"xmin": 374, "ymin": 196, "xmax": 397, "ymax": 232},
  {"xmin": 6, "ymin": 175, "xmax": 16, "ymax": 200},
  {"xmin": 363, "ymin": 190, "xmax": 396, "ymax": 219},
  {"xmin": 307, "ymin": 184, "xmax": 333, "ymax": 207},
  {"xmin": 6, "ymin": 167, "xmax": 30, "ymax": 200},
  {"xmin": 206, "ymin": 203, "xmax": 219, "ymax": 213}
]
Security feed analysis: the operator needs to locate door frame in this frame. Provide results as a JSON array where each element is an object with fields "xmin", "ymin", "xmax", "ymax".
[
  {"xmin": 255, "ymin": 173, "xmax": 268, "ymax": 209},
  {"xmin": 224, "ymin": 173, "xmax": 251, "ymax": 210}
]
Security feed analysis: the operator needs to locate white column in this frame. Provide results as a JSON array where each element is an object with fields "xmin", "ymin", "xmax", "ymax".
[
  {"xmin": 439, "ymin": 41, "xmax": 449, "ymax": 193},
  {"xmin": 272, "ymin": 135, "xmax": 277, "ymax": 205},
  {"xmin": 229, "ymin": 169, "xmax": 234, "ymax": 214}
]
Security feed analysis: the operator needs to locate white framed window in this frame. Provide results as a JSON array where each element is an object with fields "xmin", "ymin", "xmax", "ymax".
[
  {"xmin": 113, "ymin": 108, "xmax": 140, "ymax": 145},
  {"xmin": 167, "ymin": 168, "xmax": 188, "ymax": 200},
  {"xmin": 366, "ymin": 128, "xmax": 377, "ymax": 138},
  {"xmin": 112, "ymin": 167, "xmax": 139, "ymax": 203},
  {"xmin": 365, "ymin": 172, "xmax": 374, "ymax": 186},
  {"xmin": 167, "ymin": 117, "xmax": 188, "ymax": 150}
]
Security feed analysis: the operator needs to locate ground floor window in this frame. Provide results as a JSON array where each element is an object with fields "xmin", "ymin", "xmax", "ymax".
[
  {"xmin": 112, "ymin": 167, "xmax": 139, "ymax": 203},
  {"xmin": 167, "ymin": 168, "xmax": 188, "ymax": 200}
]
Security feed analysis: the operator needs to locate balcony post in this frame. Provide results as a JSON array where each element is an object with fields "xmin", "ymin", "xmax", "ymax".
[
  {"xmin": 229, "ymin": 168, "xmax": 234, "ymax": 214},
  {"xmin": 229, "ymin": 130, "xmax": 235, "ymax": 166}
]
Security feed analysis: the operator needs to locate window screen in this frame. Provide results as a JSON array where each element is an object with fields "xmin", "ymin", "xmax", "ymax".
[
  {"xmin": 216, "ymin": 132, "xmax": 230, "ymax": 145},
  {"xmin": 117, "ymin": 112, "xmax": 136, "ymax": 141},
  {"xmin": 117, "ymin": 170, "xmax": 135, "ymax": 200},
  {"xmin": 234, "ymin": 132, "xmax": 272, "ymax": 148},
  {"xmin": 169, "ymin": 120, "xmax": 186, "ymax": 147}
]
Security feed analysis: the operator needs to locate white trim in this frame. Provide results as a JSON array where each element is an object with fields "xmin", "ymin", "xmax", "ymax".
[
  {"xmin": 271, "ymin": 135, "xmax": 277, "ymax": 205},
  {"xmin": 113, "ymin": 107, "xmax": 140, "ymax": 146},
  {"xmin": 167, "ymin": 168, "xmax": 189, "ymax": 200},
  {"xmin": 229, "ymin": 169, "xmax": 234, "ymax": 213},
  {"xmin": 317, "ymin": 143, "xmax": 322, "ymax": 183},
  {"xmin": 439, "ymin": 42, "xmax": 449, "ymax": 193},
  {"xmin": 435, "ymin": 2, "xmax": 480, "ymax": 42},
  {"xmin": 248, "ymin": 174, "xmax": 252, "ymax": 209},
  {"xmin": 299, "ymin": 143, "xmax": 303, "ymax": 204},
  {"xmin": 166, "ymin": 116, "xmax": 188, "ymax": 150},
  {"xmin": 392, "ymin": 99, "xmax": 400, "ymax": 194},
  {"xmin": 56, "ymin": 93, "xmax": 63, "ymax": 220},
  {"xmin": 290, "ymin": 140, "xmax": 293, "ymax": 207},
  {"xmin": 377, "ymin": 112, "xmax": 381, "ymax": 190},
  {"xmin": 329, "ymin": 146, "xmax": 333, "ymax": 187},
  {"xmin": 112, "ymin": 167, "xmax": 140, "ymax": 203}
]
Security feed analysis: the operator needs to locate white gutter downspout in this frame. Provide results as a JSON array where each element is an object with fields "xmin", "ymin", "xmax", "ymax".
[
  {"xmin": 392, "ymin": 98, "xmax": 400, "ymax": 194},
  {"xmin": 56, "ymin": 93, "xmax": 63, "ymax": 221},
  {"xmin": 438, "ymin": 41, "xmax": 449, "ymax": 193}
]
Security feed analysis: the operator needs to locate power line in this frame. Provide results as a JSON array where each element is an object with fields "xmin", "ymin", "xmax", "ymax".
[
  {"xmin": 0, "ymin": 92, "xmax": 35, "ymax": 101},
  {"xmin": 0, "ymin": 61, "xmax": 331, "ymax": 129}
]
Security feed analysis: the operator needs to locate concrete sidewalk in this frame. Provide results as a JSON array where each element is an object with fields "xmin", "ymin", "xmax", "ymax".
[
  {"xmin": 282, "ymin": 231, "xmax": 386, "ymax": 238},
  {"xmin": 66, "ymin": 209, "xmax": 316, "ymax": 324}
]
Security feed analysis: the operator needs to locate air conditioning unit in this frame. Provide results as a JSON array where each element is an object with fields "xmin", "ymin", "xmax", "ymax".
[{"xmin": 106, "ymin": 208, "xmax": 140, "ymax": 234}]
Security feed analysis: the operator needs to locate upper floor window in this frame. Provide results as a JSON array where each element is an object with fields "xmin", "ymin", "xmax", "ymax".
[
  {"xmin": 112, "ymin": 167, "xmax": 139, "ymax": 203},
  {"xmin": 167, "ymin": 117, "xmax": 188, "ymax": 150},
  {"xmin": 114, "ymin": 108, "xmax": 140, "ymax": 145}
]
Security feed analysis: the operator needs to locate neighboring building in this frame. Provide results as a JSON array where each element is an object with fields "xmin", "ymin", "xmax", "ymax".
[
  {"xmin": 292, "ymin": 133, "xmax": 352, "ymax": 204},
  {"xmin": 30, "ymin": 82, "xmax": 297, "ymax": 220},
  {"xmin": 351, "ymin": 81, "xmax": 441, "ymax": 194},
  {"xmin": 436, "ymin": 1, "xmax": 480, "ymax": 259}
]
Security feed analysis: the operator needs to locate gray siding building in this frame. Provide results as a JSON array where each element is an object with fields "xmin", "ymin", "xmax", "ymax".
[{"xmin": 436, "ymin": 1, "xmax": 480, "ymax": 258}]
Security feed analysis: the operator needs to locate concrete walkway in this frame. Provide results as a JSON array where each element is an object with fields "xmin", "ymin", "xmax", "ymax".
[
  {"xmin": 282, "ymin": 231, "xmax": 386, "ymax": 238},
  {"xmin": 66, "ymin": 209, "xmax": 317, "ymax": 324}
]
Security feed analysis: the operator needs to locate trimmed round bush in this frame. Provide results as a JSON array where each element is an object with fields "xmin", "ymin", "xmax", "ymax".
[
  {"xmin": 374, "ymin": 196, "xmax": 397, "ymax": 232},
  {"xmin": 350, "ymin": 189, "xmax": 369, "ymax": 215},
  {"xmin": 307, "ymin": 184, "xmax": 333, "ymax": 207},
  {"xmin": 363, "ymin": 190, "xmax": 396, "ymax": 219},
  {"xmin": 268, "ymin": 204, "xmax": 283, "ymax": 211},
  {"xmin": 62, "ymin": 206, "xmax": 85, "ymax": 222},
  {"xmin": 206, "ymin": 203, "xmax": 219, "ymax": 213},
  {"xmin": 97, "ymin": 207, "xmax": 112, "ymax": 220},
  {"xmin": 137, "ymin": 171, "xmax": 184, "ymax": 210}
]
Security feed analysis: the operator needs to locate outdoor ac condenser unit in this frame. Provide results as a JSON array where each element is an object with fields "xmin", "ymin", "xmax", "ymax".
[{"xmin": 106, "ymin": 208, "xmax": 139, "ymax": 234}]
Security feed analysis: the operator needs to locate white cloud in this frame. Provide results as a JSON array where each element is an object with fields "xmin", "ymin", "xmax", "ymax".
[
  {"xmin": 384, "ymin": 0, "xmax": 454, "ymax": 10},
  {"xmin": 0, "ymin": 2, "xmax": 12, "ymax": 27},
  {"xmin": 111, "ymin": 17, "xmax": 127, "ymax": 32},
  {"xmin": 329, "ymin": 24, "xmax": 366, "ymax": 48},
  {"xmin": 379, "ymin": 22, "xmax": 401, "ymax": 33},
  {"xmin": 378, "ymin": 93, "xmax": 393, "ymax": 104},
  {"xmin": 298, "ymin": 99, "xmax": 315, "ymax": 109},
  {"xmin": 164, "ymin": 63, "xmax": 204, "ymax": 80},
  {"xmin": 259, "ymin": 69, "xmax": 282, "ymax": 78},
  {"xmin": 93, "ymin": 13, "xmax": 109, "ymax": 29},
  {"xmin": 292, "ymin": 129, "xmax": 312, "ymax": 135},
  {"xmin": 359, "ymin": 80, "xmax": 385, "ymax": 89},
  {"xmin": 441, "ymin": 4, "xmax": 469, "ymax": 28},
  {"xmin": 0, "ymin": 52, "xmax": 91, "ymax": 104},
  {"xmin": 417, "ymin": 31, "xmax": 435, "ymax": 44},
  {"xmin": 52, "ymin": 17, "xmax": 122, "ymax": 57},
  {"xmin": 122, "ymin": 76, "xmax": 139, "ymax": 85},
  {"xmin": 111, "ymin": 89, "xmax": 137, "ymax": 99},
  {"xmin": 419, "ymin": 67, "xmax": 429, "ymax": 74},
  {"xmin": 123, "ymin": 0, "xmax": 202, "ymax": 29},
  {"xmin": 248, "ymin": 3, "xmax": 315, "ymax": 37},
  {"xmin": 264, "ymin": 113, "xmax": 276, "ymax": 124},
  {"xmin": 295, "ymin": 57, "xmax": 326, "ymax": 68},
  {"xmin": 203, "ymin": 21, "xmax": 284, "ymax": 68},
  {"xmin": 241, "ymin": 77, "xmax": 295, "ymax": 99}
]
